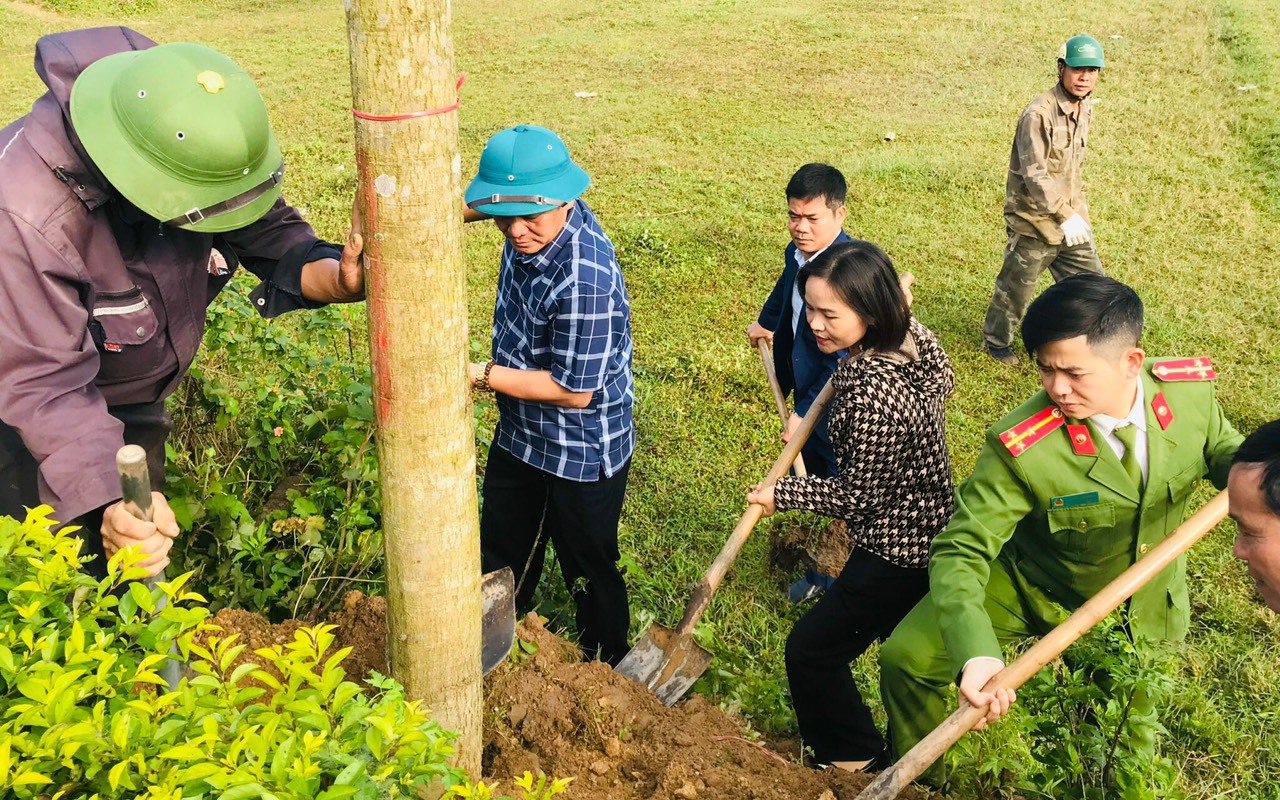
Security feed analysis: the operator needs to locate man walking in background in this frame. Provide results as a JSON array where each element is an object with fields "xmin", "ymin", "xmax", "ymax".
[{"xmin": 983, "ymin": 34, "xmax": 1107, "ymax": 365}]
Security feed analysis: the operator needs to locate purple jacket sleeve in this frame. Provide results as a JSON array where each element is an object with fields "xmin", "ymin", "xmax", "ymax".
[
  {"xmin": 221, "ymin": 196, "xmax": 335, "ymax": 318},
  {"xmin": 0, "ymin": 212, "xmax": 125, "ymax": 522}
]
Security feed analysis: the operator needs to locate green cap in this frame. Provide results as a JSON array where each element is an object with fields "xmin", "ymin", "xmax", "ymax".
[
  {"xmin": 70, "ymin": 43, "xmax": 283, "ymax": 233},
  {"xmin": 1059, "ymin": 34, "xmax": 1105, "ymax": 68},
  {"xmin": 465, "ymin": 125, "xmax": 590, "ymax": 217}
]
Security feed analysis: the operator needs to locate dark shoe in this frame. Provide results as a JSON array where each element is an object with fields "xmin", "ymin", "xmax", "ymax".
[
  {"xmin": 985, "ymin": 345, "xmax": 1019, "ymax": 365},
  {"xmin": 788, "ymin": 569, "xmax": 836, "ymax": 603}
]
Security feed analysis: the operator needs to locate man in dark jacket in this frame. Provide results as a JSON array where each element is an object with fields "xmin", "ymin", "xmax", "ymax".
[
  {"xmin": 0, "ymin": 28, "xmax": 363, "ymax": 577},
  {"xmin": 748, "ymin": 164, "xmax": 852, "ymax": 479},
  {"xmin": 747, "ymin": 163, "xmax": 853, "ymax": 602}
]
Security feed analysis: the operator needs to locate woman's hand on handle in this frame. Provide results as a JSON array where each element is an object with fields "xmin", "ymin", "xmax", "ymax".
[{"xmin": 747, "ymin": 482, "xmax": 777, "ymax": 516}]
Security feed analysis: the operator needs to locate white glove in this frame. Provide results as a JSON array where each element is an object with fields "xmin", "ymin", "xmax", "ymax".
[{"xmin": 1060, "ymin": 213, "xmax": 1092, "ymax": 247}]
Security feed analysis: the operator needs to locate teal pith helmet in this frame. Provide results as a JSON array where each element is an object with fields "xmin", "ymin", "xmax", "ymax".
[
  {"xmin": 1059, "ymin": 34, "xmax": 1105, "ymax": 68},
  {"xmin": 70, "ymin": 43, "xmax": 283, "ymax": 233},
  {"xmin": 465, "ymin": 125, "xmax": 590, "ymax": 217}
]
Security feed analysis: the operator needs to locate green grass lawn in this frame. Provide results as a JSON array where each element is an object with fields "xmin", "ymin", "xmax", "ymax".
[{"xmin": 1, "ymin": 0, "xmax": 1278, "ymax": 795}]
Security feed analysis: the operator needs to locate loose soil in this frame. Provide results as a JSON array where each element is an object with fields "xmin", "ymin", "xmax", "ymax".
[
  {"xmin": 203, "ymin": 593, "xmax": 935, "ymax": 800},
  {"xmin": 770, "ymin": 518, "xmax": 853, "ymax": 578}
]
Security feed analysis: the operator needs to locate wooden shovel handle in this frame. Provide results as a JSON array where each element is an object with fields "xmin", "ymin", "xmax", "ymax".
[
  {"xmin": 674, "ymin": 376, "xmax": 838, "ymax": 634},
  {"xmin": 757, "ymin": 340, "xmax": 807, "ymax": 477},
  {"xmin": 116, "ymin": 444, "xmax": 154, "ymax": 523},
  {"xmin": 856, "ymin": 489, "xmax": 1230, "ymax": 800}
]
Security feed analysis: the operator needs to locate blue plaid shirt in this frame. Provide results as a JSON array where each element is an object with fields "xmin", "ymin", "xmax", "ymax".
[{"xmin": 491, "ymin": 201, "xmax": 634, "ymax": 482}]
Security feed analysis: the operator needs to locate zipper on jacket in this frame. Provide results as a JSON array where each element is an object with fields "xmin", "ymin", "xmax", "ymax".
[{"xmin": 94, "ymin": 286, "xmax": 144, "ymax": 301}]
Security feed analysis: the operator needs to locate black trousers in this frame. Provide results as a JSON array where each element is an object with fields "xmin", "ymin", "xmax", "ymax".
[
  {"xmin": 786, "ymin": 546, "xmax": 929, "ymax": 764},
  {"xmin": 480, "ymin": 444, "xmax": 631, "ymax": 665}
]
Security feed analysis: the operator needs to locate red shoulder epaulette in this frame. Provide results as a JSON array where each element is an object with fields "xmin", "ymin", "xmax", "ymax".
[
  {"xmin": 999, "ymin": 405, "xmax": 1065, "ymax": 457},
  {"xmin": 1152, "ymin": 358, "xmax": 1216, "ymax": 382}
]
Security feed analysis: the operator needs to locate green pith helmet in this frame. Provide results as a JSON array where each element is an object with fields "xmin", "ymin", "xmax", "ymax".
[
  {"xmin": 1059, "ymin": 34, "xmax": 1105, "ymax": 68},
  {"xmin": 465, "ymin": 125, "xmax": 590, "ymax": 217},
  {"xmin": 70, "ymin": 43, "xmax": 283, "ymax": 233}
]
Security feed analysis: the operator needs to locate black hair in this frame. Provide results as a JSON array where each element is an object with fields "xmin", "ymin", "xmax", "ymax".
[
  {"xmin": 797, "ymin": 240, "xmax": 909, "ymax": 353},
  {"xmin": 786, "ymin": 163, "xmax": 847, "ymax": 210},
  {"xmin": 1234, "ymin": 420, "xmax": 1280, "ymax": 516},
  {"xmin": 1021, "ymin": 274, "xmax": 1143, "ymax": 356}
]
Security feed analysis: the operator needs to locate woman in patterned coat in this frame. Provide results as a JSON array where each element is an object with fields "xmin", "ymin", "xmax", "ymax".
[{"xmin": 748, "ymin": 240, "xmax": 956, "ymax": 772}]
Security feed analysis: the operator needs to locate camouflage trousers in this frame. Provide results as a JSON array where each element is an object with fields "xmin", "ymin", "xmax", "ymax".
[{"xmin": 982, "ymin": 228, "xmax": 1104, "ymax": 349}]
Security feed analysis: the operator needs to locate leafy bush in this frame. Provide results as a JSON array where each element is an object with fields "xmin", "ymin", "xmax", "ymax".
[
  {"xmin": 165, "ymin": 276, "xmax": 493, "ymax": 622},
  {"xmin": 446, "ymin": 771, "xmax": 573, "ymax": 800},
  {"xmin": 165, "ymin": 278, "xmax": 383, "ymax": 621},
  {"xmin": 945, "ymin": 616, "xmax": 1179, "ymax": 799},
  {"xmin": 0, "ymin": 507, "xmax": 463, "ymax": 799}
]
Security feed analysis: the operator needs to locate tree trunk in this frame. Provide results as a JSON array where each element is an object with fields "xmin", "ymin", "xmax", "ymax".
[{"xmin": 344, "ymin": 0, "xmax": 481, "ymax": 775}]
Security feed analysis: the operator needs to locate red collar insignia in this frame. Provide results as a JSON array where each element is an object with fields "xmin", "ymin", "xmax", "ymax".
[{"xmin": 1151, "ymin": 391, "xmax": 1173, "ymax": 430}]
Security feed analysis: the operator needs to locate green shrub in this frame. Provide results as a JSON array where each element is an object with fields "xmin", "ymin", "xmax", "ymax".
[
  {"xmin": 945, "ymin": 617, "xmax": 1179, "ymax": 799},
  {"xmin": 165, "ymin": 279, "xmax": 383, "ymax": 621},
  {"xmin": 164, "ymin": 276, "xmax": 494, "ymax": 623},
  {"xmin": 0, "ymin": 506, "xmax": 463, "ymax": 799}
]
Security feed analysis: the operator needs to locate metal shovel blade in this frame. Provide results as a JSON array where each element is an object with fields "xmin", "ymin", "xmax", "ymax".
[
  {"xmin": 481, "ymin": 567, "xmax": 516, "ymax": 675},
  {"xmin": 614, "ymin": 623, "xmax": 713, "ymax": 706}
]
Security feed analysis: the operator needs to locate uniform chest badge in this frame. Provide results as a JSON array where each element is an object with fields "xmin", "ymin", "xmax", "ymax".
[{"xmin": 1051, "ymin": 491, "xmax": 1100, "ymax": 509}]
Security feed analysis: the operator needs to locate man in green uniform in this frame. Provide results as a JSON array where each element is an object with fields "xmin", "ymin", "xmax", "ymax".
[
  {"xmin": 983, "ymin": 34, "xmax": 1107, "ymax": 365},
  {"xmin": 881, "ymin": 274, "xmax": 1242, "ymax": 784}
]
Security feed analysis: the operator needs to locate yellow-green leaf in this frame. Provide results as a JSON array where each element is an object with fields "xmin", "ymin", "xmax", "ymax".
[
  {"xmin": 158, "ymin": 744, "xmax": 207, "ymax": 761},
  {"xmin": 108, "ymin": 759, "xmax": 128, "ymax": 791}
]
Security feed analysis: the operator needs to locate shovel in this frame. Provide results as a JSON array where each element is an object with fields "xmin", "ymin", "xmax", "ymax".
[
  {"xmin": 116, "ymin": 444, "xmax": 184, "ymax": 692},
  {"xmin": 757, "ymin": 340, "xmax": 807, "ymax": 477},
  {"xmin": 615, "ymin": 376, "xmax": 837, "ymax": 705},
  {"xmin": 118, "ymin": 446, "xmax": 516, "ymax": 679},
  {"xmin": 481, "ymin": 566, "xmax": 516, "ymax": 674}
]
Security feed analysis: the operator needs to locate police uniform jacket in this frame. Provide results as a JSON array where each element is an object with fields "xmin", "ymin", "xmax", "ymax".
[{"xmin": 928, "ymin": 359, "xmax": 1242, "ymax": 676}]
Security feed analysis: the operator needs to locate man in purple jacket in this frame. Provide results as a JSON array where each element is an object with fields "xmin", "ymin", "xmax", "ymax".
[{"xmin": 0, "ymin": 29, "xmax": 364, "ymax": 577}]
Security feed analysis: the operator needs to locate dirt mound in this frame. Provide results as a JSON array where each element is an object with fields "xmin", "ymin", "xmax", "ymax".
[
  {"xmin": 198, "ymin": 592, "xmax": 388, "ymax": 688},
  {"xmin": 206, "ymin": 595, "xmax": 935, "ymax": 800},
  {"xmin": 486, "ymin": 613, "xmax": 934, "ymax": 800},
  {"xmin": 771, "ymin": 519, "xmax": 854, "ymax": 577}
]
